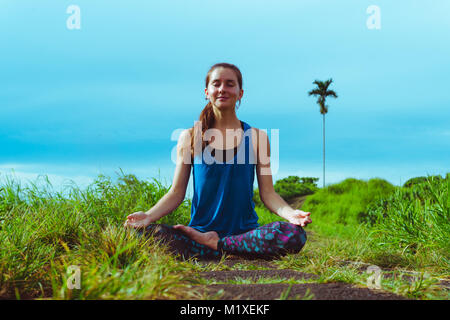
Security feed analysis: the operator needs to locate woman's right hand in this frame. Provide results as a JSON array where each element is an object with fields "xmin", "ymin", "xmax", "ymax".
[{"xmin": 124, "ymin": 211, "xmax": 153, "ymax": 229}]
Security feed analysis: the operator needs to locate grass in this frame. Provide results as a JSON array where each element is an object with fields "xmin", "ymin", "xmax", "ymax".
[
  {"xmin": 300, "ymin": 177, "xmax": 395, "ymax": 230},
  {"xmin": 300, "ymin": 176, "xmax": 449, "ymax": 273},
  {"xmin": 0, "ymin": 171, "xmax": 197, "ymax": 299},
  {"xmin": 272, "ymin": 230, "xmax": 449, "ymax": 300},
  {"xmin": 0, "ymin": 171, "xmax": 448, "ymax": 300}
]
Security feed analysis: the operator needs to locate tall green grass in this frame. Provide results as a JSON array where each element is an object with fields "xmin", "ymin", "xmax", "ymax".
[
  {"xmin": 366, "ymin": 176, "xmax": 449, "ymax": 255},
  {"xmin": 297, "ymin": 175, "xmax": 449, "ymax": 273},
  {"xmin": 0, "ymin": 171, "xmax": 194, "ymax": 299}
]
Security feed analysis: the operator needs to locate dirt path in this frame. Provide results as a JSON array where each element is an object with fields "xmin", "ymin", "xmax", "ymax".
[
  {"xmin": 287, "ymin": 195, "xmax": 309, "ymax": 210},
  {"xmin": 197, "ymin": 282, "xmax": 406, "ymax": 300},
  {"xmin": 193, "ymin": 256, "xmax": 408, "ymax": 300},
  {"xmin": 191, "ymin": 230, "xmax": 410, "ymax": 300}
]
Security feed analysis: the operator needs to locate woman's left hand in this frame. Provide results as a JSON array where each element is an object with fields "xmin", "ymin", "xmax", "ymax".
[{"xmin": 287, "ymin": 210, "xmax": 312, "ymax": 227}]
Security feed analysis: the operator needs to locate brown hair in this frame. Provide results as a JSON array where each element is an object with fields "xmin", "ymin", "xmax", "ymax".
[{"xmin": 190, "ymin": 63, "xmax": 243, "ymax": 160}]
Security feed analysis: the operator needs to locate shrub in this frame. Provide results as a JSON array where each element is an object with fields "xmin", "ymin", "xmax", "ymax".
[
  {"xmin": 302, "ymin": 178, "xmax": 395, "ymax": 226},
  {"xmin": 253, "ymin": 176, "xmax": 319, "ymax": 207},
  {"xmin": 274, "ymin": 176, "xmax": 319, "ymax": 200}
]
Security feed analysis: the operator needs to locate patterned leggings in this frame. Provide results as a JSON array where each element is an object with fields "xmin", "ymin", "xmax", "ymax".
[{"xmin": 138, "ymin": 221, "xmax": 307, "ymax": 260}]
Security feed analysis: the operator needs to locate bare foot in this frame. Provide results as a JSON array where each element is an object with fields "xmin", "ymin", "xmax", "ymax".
[{"xmin": 173, "ymin": 225, "xmax": 219, "ymax": 250}]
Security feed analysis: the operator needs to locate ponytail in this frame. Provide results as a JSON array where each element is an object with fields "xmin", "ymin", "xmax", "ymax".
[{"xmin": 190, "ymin": 101, "xmax": 215, "ymax": 160}]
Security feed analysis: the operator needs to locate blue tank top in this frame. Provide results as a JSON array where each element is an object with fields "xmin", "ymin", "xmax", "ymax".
[{"xmin": 188, "ymin": 120, "xmax": 260, "ymax": 238}]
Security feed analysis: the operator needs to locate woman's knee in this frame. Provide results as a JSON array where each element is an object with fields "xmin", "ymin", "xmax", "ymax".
[
  {"xmin": 274, "ymin": 222, "xmax": 307, "ymax": 253},
  {"xmin": 288, "ymin": 225, "xmax": 307, "ymax": 253}
]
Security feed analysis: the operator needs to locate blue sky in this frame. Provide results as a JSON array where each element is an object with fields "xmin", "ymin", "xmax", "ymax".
[{"xmin": 1, "ymin": 0, "xmax": 449, "ymax": 196}]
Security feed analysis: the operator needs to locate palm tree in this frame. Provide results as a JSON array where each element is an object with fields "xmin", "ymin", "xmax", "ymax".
[{"xmin": 308, "ymin": 79, "xmax": 338, "ymax": 188}]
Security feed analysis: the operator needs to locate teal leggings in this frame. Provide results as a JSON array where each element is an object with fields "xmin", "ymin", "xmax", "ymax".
[{"xmin": 138, "ymin": 221, "xmax": 307, "ymax": 259}]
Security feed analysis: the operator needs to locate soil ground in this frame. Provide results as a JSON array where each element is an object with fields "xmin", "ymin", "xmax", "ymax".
[
  {"xmin": 195, "ymin": 283, "xmax": 407, "ymax": 300},
  {"xmin": 192, "ymin": 250, "xmax": 409, "ymax": 300}
]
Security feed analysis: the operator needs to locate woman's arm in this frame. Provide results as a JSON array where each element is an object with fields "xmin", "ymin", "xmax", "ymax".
[
  {"xmin": 124, "ymin": 129, "xmax": 192, "ymax": 228},
  {"xmin": 255, "ymin": 129, "xmax": 312, "ymax": 227}
]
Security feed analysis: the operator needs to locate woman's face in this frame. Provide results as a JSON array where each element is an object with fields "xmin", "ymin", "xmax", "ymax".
[{"xmin": 205, "ymin": 67, "xmax": 243, "ymax": 110}]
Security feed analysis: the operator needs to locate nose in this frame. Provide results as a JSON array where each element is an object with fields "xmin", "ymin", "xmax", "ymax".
[{"xmin": 218, "ymin": 84, "xmax": 226, "ymax": 93}]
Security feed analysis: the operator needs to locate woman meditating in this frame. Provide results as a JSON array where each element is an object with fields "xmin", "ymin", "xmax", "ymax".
[{"xmin": 124, "ymin": 63, "xmax": 312, "ymax": 259}]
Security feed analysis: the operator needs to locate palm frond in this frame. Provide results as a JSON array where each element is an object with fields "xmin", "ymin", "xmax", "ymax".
[
  {"xmin": 325, "ymin": 90, "xmax": 338, "ymax": 98},
  {"xmin": 312, "ymin": 80, "xmax": 323, "ymax": 87},
  {"xmin": 308, "ymin": 89, "xmax": 322, "ymax": 96}
]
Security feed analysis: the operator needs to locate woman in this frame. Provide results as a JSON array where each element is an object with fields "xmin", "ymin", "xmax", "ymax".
[{"xmin": 124, "ymin": 63, "xmax": 312, "ymax": 259}]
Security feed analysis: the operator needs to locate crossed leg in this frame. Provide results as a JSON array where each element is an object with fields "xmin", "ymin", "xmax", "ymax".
[
  {"xmin": 173, "ymin": 221, "xmax": 307, "ymax": 258},
  {"xmin": 172, "ymin": 224, "xmax": 220, "ymax": 250},
  {"xmin": 139, "ymin": 221, "xmax": 307, "ymax": 259}
]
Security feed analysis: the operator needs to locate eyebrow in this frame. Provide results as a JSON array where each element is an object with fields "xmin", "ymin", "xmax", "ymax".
[{"xmin": 211, "ymin": 79, "xmax": 236, "ymax": 83}]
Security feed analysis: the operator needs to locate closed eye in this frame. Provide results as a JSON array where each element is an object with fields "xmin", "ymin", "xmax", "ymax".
[
  {"xmin": 213, "ymin": 83, "xmax": 235, "ymax": 87},
  {"xmin": 212, "ymin": 80, "xmax": 236, "ymax": 86}
]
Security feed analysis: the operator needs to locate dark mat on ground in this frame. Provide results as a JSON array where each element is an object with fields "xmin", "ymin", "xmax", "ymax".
[
  {"xmin": 198, "ymin": 269, "xmax": 319, "ymax": 282},
  {"xmin": 196, "ymin": 283, "xmax": 409, "ymax": 300}
]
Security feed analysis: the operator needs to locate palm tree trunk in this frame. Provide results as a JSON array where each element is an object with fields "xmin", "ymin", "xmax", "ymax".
[{"xmin": 323, "ymin": 113, "xmax": 325, "ymax": 188}]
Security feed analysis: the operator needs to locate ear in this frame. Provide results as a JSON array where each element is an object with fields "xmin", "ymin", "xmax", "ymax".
[{"xmin": 204, "ymin": 87, "xmax": 209, "ymax": 99}]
